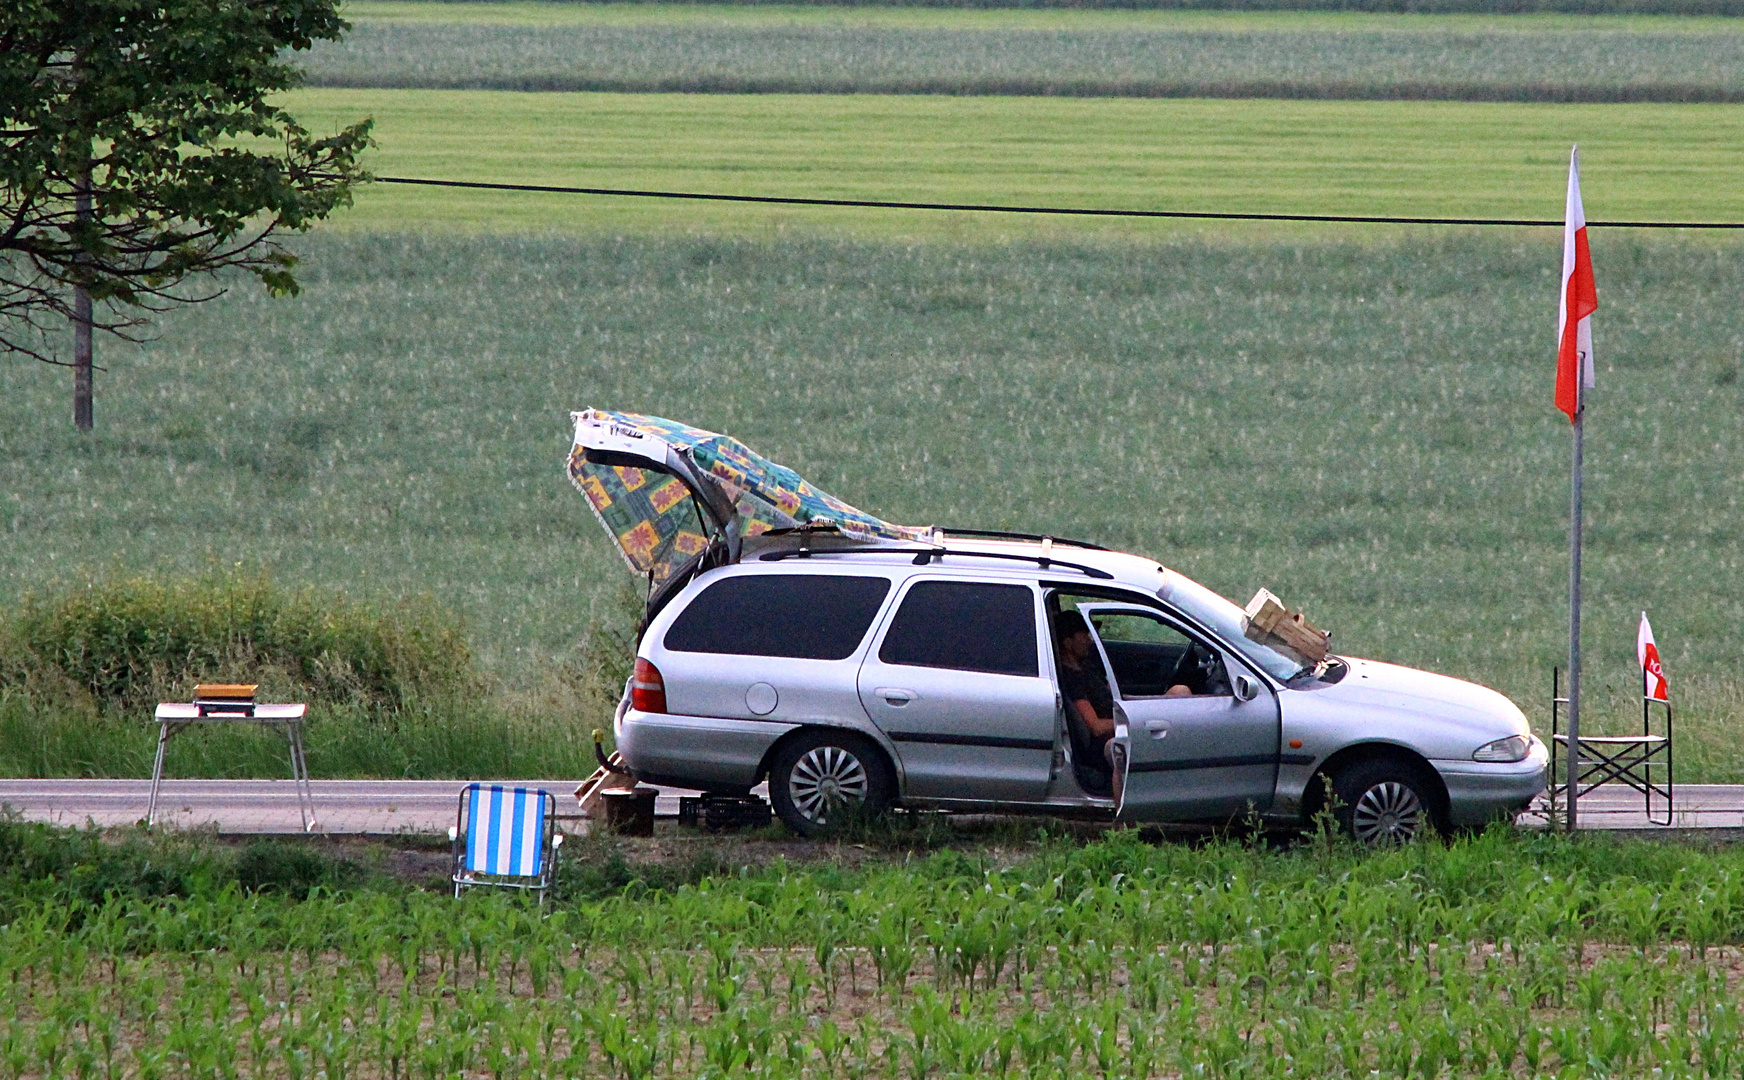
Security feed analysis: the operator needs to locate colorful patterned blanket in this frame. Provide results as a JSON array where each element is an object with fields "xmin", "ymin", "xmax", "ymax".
[{"xmin": 569, "ymin": 409, "xmax": 931, "ymax": 583}]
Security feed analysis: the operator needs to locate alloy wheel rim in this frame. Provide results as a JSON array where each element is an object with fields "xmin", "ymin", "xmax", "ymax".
[
  {"xmin": 789, "ymin": 746, "xmax": 869, "ymax": 824},
  {"xmin": 1351, "ymin": 781, "xmax": 1423, "ymax": 843}
]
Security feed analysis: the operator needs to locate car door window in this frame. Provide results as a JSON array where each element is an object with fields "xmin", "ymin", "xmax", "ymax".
[
  {"xmin": 878, "ymin": 581, "xmax": 1038, "ymax": 676},
  {"xmin": 1088, "ymin": 610, "xmax": 1231, "ymax": 698}
]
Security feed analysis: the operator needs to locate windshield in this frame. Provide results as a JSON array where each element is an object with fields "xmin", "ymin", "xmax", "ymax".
[{"xmin": 1157, "ymin": 572, "xmax": 1305, "ymax": 682}]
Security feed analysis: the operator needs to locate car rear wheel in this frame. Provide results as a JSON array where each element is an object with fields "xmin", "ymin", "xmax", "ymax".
[
  {"xmin": 769, "ymin": 730, "xmax": 893, "ymax": 837},
  {"xmin": 1331, "ymin": 757, "xmax": 1440, "ymax": 845}
]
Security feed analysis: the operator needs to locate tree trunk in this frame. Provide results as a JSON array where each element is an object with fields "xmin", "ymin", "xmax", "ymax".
[
  {"xmin": 73, "ymin": 164, "xmax": 93, "ymax": 431},
  {"xmin": 73, "ymin": 286, "xmax": 93, "ymax": 430}
]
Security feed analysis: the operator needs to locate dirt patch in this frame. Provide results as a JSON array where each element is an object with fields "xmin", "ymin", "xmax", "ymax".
[
  {"xmin": 137, "ymin": 813, "xmax": 1237, "ymax": 892},
  {"xmin": 565, "ymin": 813, "xmax": 1127, "ymax": 871}
]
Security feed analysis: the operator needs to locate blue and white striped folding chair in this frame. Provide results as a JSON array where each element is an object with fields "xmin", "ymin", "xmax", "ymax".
[{"xmin": 449, "ymin": 784, "xmax": 563, "ymax": 902}]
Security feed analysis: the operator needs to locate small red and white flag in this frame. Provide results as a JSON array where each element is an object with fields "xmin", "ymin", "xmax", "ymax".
[
  {"xmin": 1556, "ymin": 146, "xmax": 1598, "ymax": 421},
  {"xmin": 1637, "ymin": 611, "xmax": 1669, "ymax": 702}
]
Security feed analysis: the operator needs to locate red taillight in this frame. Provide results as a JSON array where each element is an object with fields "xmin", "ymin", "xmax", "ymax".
[{"xmin": 631, "ymin": 658, "xmax": 667, "ymax": 714}]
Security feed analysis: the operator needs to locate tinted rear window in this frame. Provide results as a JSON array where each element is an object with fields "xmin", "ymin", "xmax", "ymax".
[
  {"xmin": 878, "ymin": 581, "xmax": 1038, "ymax": 676},
  {"xmin": 664, "ymin": 574, "xmax": 891, "ymax": 660}
]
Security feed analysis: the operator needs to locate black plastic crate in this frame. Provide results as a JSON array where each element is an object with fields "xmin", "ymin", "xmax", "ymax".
[{"xmin": 677, "ymin": 794, "xmax": 772, "ymax": 832}]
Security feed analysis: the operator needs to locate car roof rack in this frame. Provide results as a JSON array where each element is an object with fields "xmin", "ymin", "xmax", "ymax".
[
  {"xmin": 939, "ymin": 528, "xmax": 1107, "ymax": 551},
  {"xmin": 757, "ymin": 546, "xmax": 1114, "ymax": 580}
]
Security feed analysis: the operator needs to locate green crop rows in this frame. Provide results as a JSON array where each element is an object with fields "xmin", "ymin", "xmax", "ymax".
[
  {"xmin": 7, "ymin": 828, "xmax": 1744, "ymax": 1078},
  {"xmin": 304, "ymin": 14, "xmax": 1744, "ymax": 101}
]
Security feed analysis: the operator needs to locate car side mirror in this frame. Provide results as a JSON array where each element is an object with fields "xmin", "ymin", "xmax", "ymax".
[{"xmin": 1234, "ymin": 673, "xmax": 1259, "ymax": 702}]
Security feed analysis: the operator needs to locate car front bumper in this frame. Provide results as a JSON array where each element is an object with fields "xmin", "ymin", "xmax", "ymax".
[{"xmin": 1433, "ymin": 736, "xmax": 1550, "ymax": 828}]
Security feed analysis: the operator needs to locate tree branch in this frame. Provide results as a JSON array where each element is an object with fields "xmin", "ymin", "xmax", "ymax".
[{"xmin": 0, "ymin": 0, "xmax": 369, "ymax": 368}]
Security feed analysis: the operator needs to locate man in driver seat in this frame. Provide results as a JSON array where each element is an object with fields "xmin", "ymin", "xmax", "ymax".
[
  {"xmin": 1055, "ymin": 611, "xmax": 1116, "ymax": 795},
  {"xmin": 1056, "ymin": 610, "xmax": 1196, "ymax": 796}
]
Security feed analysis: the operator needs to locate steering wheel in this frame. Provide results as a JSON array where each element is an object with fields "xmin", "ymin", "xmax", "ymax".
[{"xmin": 1168, "ymin": 643, "xmax": 1222, "ymax": 695}]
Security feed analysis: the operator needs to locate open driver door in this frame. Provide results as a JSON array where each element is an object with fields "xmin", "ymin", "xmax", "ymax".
[{"xmin": 1075, "ymin": 603, "xmax": 1282, "ymax": 825}]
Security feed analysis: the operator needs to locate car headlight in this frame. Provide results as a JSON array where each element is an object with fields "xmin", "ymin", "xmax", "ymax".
[{"xmin": 1472, "ymin": 735, "xmax": 1530, "ymax": 763}]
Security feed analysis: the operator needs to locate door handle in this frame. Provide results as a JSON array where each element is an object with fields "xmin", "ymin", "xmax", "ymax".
[
  {"xmin": 874, "ymin": 688, "xmax": 916, "ymax": 706},
  {"xmin": 1144, "ymin": 719, "xmax": 1170, "ymax": 740}
]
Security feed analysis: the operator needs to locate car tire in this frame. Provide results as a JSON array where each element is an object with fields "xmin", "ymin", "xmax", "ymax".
[
  {"xmin": 1330, "ymin": 756, "xmax": 1442, "ymax": 845},
  {"xmin": 768, "ymin": 729, "xmax": 894, "ymax": 837}
]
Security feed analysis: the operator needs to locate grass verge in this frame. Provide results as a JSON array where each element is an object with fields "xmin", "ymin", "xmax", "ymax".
[
  {"xmin": 0, "ymin": 815, "xmax": 375, "ymax": 903},
  {"xmin": 0, "ymin": 685, "xmax": 607, "ymax": 779},
  {"xmin": 0, "ymin": 571, "xmax": 631, "ymax": 779},
  {"xmin": 7, "ymin": 569, "xmax": 473, "ymax": 711}
]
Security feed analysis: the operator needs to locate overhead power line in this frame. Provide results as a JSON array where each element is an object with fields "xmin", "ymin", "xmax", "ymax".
[{"xmin": 375, "ymin": 176, "xmax": 1744, "ymax": 229}]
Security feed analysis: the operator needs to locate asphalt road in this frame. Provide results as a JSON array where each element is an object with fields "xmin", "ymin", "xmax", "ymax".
[
  {"xmin": 4, "ymin": 778, "xmax": 1742, "ymax": 836},
  {"xmin": 0, "ymin": 778, "xmax": 673, "ymax": 835}
]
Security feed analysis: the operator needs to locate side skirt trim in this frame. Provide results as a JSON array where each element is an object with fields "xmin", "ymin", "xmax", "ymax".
[
  {"xmin": 887, "ymin": 731, "xmax": 1055, "ymax": 752},
  {"xmin": 1129, "ymin": 753, "xmax": 1279, "ymax": 774}
]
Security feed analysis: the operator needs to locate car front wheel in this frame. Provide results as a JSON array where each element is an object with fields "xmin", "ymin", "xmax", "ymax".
[
  {"xmin": 1331, "ymin": 757, "xmax": 1441, "ymax": 845},
  {"xmin": 769, "ymin": 730, "xmax": 893, "ymax": 837}
]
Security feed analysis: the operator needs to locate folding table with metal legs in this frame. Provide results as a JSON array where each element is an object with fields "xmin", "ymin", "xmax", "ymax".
[{"xmin": 148, "ymin": 701, "xmax": 315, "ymax": 830}]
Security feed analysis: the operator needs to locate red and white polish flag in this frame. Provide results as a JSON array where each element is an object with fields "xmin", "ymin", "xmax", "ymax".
[
  {"xmin": 1638, "ymin": 611, "xmax": 1669, "ymax": 702},
  {"xmin": 1556, "ymin": 147, "xmax": 1598, "ymax": 421}
]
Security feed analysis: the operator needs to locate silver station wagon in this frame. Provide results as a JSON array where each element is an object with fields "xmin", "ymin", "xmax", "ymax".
[{"xmin": 569, "ymin": 410, "xmax": 1549, "ymax": 843}]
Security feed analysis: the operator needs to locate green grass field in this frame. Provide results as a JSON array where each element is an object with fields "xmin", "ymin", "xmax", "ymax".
[
  {"xmin": 306, "ymin": 3, "xmax": 1744, "ymax": 100},
  {"xmin": 5, "ymin": 231, "xmax": 1743, "ymax": 777},
  {"xmin": 285, "ymin": 90, "xmax": 1744, "ymax": 239},
  {"xmin": 7, "ymin": 7, "xmax": 1743, "ymax": 780}
]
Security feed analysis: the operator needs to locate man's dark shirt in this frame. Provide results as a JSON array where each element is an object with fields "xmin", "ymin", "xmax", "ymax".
[
  {"xmin": 1058, "ymin": 654, "xmax": 1115, "ymax": 794},
  {"xmin": 1059, "ymin": 656, "xmax": 1114, "ymax": 723}
]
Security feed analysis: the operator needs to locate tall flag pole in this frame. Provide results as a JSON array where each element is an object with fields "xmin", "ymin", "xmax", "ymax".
[{"xmin": 1556, "ymin": 146, "xmax": 1598, "ymax": 833}]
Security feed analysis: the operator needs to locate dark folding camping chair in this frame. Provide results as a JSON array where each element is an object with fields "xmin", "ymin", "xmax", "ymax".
[{"xmin": 1548, "ymin": 666, "xmax": 1672, "ymax": 826}]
